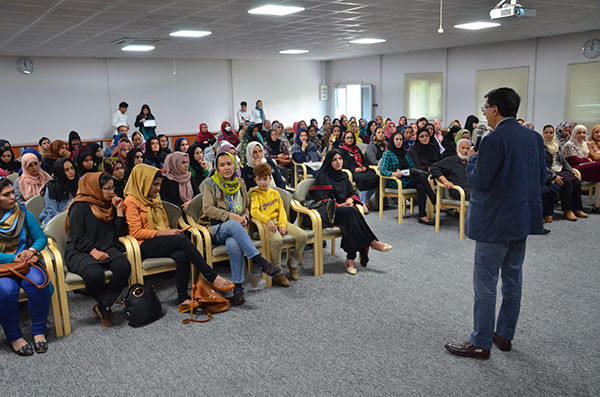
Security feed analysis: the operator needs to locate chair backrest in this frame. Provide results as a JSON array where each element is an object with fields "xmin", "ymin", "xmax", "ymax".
[
  {"xmin": 44, "ymin": 211, "xmax": 68, "ymax": 253},
  {"xmin": 7, "ymin": 173, "xmax": 18, "ymax": 184},
  {"xmin": 162, "ymin": 201, "xmax": 182, "ymax": 228},
  {"xmin": 293, "ymin": 178, "xmax": 316, "ymax": 202},
  {"xmin": 274, "ymin": 187, "xmax": 292, "ymax": 216},
  {"xmin": 25, "ymin": 194, "xmax": 45, "ymax": 221},
  {"xmin": 184, "ymin": 194, "xmax": 203, "ymax": 222},
  {"xmin": 357, "ymin": 142, "xmax": 368, "ymax": 153}
]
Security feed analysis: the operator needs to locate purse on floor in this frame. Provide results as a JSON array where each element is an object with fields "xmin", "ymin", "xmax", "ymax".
[
  {"xmin": 0, "ymin": 261, "xmax": 49, "ymax": 290},
  {"xmin": 301, "ymin": 199, "xmax": 336, "ymax": 229},
  {"xmin": 182, "ymin": 277, "xmax": 229, "ymax": 324},
  {"xmin": 123, "ymin": 283, "xmax": 163, "ymax": 328}
]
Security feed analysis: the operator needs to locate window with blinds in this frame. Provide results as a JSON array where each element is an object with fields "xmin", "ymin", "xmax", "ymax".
[
  {"xmin": 404, "ymin": 73, "xmax": 443, "ymax": 120},
  {"xmin": 475, "ymin": 67, "xmax": 529, "ymax": 121},
  {"xmin": 565, "ymin": 61, "xmax": 600, "ymax": 130}
]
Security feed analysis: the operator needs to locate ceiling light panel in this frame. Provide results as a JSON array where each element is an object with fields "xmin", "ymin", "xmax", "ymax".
[{"xmin": 248, "ymin": 5, "xmax": 305, "ymax": 16}]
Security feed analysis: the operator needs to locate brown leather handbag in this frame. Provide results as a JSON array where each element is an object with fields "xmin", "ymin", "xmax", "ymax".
[
  {"xmin": 182, "ymin": 277, "xmax": 230, "ymax": 324},
  {"xmin": 0, "ymin": 261, "xmax": 49, "ymax": 290},
  {"xmin": 277, "ymin": 152, "xmax": 292, "ymax": 166}
]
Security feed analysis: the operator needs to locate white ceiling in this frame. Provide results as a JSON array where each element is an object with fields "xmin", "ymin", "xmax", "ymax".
[{"xmin": 0, "ymin": 0, "xmax": 599, "ymax": 61}]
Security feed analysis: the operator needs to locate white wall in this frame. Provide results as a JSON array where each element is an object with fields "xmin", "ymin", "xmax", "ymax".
[
  {"xmin": 0, "ymin": 56, "xmax": 326, "ymax": 145},
  {"xmin": 325, "ymin": 29, "xmax": 600, "ymax": 129}
]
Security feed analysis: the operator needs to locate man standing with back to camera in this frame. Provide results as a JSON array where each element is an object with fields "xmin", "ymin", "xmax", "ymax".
[{"xmin": 444, "ymin": 87, "xmax": 546, "ymax": 359}]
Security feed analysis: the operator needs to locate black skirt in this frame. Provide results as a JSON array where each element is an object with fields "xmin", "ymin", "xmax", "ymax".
[
  {"xmin": 352, "ymin": 169, "xmax": 379, "ymax": 191},
  {"xmin": 334, "ymin": 206, "xmax": 377, "ymax": 257}
]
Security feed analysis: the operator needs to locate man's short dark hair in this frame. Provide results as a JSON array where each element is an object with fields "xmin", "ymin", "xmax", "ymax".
[
  {"xmin": 240, "ymin": 101, "xmax": 247, "ymax": 107},
  {"xmin": 119, "ymin": 101, "xmax": 128, "ymax": 109},
  {"xmin": 485, "ymin": 87, "xmax": 520, "ymax": 118}
]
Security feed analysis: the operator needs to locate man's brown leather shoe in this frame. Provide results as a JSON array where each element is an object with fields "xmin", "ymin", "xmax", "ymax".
[
  {"xmin": 493, "ymin": 333, "xmax": 512, "ymax": 351},
  {"xmin": 444, "ymin": 341, "xmax": 490, "ymax": 359}
]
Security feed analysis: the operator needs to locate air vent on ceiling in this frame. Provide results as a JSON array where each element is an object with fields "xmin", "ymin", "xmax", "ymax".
[{"xmin": 111, "ymin": 37, "xmax": 167, "ymax": 46}]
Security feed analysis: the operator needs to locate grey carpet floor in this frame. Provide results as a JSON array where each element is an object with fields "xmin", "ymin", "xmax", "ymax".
[{"xmin": 2, "ymin": 199, "xmax": 599, "ymax": 396}]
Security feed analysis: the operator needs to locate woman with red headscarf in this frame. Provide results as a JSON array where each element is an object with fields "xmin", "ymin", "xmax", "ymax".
[
  {"xmin": 217, "ymin": 121, "xmax": 239, "ymax": 147},
  {"xmin": 194, "ymin": 123, "xmax": 216, "ymax": 151}
]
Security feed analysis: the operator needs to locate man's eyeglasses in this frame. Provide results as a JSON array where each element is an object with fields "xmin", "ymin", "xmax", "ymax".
[{"xmin": 481, "ymin": 105, "xmax": 492, "ymax": 113}]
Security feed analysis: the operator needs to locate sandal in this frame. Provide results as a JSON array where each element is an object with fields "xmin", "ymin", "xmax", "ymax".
[
  {"xmin": 345, "ymin": 259, "xmax": 357, "ymax": 275},
  {"xmin": 178, "ymin": 300, "xmax": 202, "ymax": 313},
  {"xmin": 212, "ymin": 280, "xmax": 234, "ymax": 292}
]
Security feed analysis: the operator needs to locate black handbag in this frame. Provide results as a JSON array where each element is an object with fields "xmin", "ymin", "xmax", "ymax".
[
  {"xmin": 301, "ymin": 199, "xmax": 336, "ymax": 229},
  {"xmin": 123, "ymin": 283, "xmax": 163, "ymax": 328}
]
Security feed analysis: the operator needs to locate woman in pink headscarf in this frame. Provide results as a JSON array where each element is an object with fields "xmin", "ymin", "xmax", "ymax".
[
  {"xmin": 384, "ymin": 121, "xmax": 397, "ymax": 139},
  {"xmin": 14, "ymin": 153, "xmax": 52, "ymax": 204},
  {"xmin": 160, "ymin": 152, "xmax": 197, "ymax": 209},
  {"xmin": 112, "ymin": 140, "xmax": 133, "ymax": 166}
]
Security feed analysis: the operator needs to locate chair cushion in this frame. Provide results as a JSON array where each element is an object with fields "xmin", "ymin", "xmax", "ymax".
[
  {"xmin": 322, "ymin": 226, "xmax": 342, "ymax": 237},
  {"xmin": 142, "ymin": 257, "xmax": 176, "ymax": 270},
  {"xmin": 66, "ymin": 269, "xmax": 112, "ymax": 284},
  {"xmin": 211, "ymin": 240, "xmax": 262, "ymax": 257},
  {"xmin": 441, "ymin": 199, "xmax": 469, "ymax": 207},
  {"xmin": 253, "ymin": 230, "xmax": 314, "ymax": 240}
]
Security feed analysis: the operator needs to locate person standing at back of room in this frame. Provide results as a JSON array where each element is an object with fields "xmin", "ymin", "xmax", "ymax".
[
  {"xmin": 252, "ymin": 99, "xmax": 266, "ymax": 125},
  {"xmin": 134, "ymin": 104, "xmax": 157, "ymax": 141},
  {"xmin": 236, "ymin": 101, "xmax": 252, "ymax": 131},
  {"xmin": 112, "ymin": 101, "xmax": 129, "ymax": 134},
  {"xmin": 444, "ymin": 87, "xmax": 546, "ymax": 359}
]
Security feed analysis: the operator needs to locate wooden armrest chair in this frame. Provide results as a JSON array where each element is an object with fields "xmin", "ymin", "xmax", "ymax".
[
  {"xmin": 44, "ymin": 211, "xmax": 136, "ymax": 336},
  {"xmin": 433, "ymin": 178, "xmax": 469, "ymax": 240},
  {"xmin": 573, "ymin": 168, "xmax": 597, "ymax": 199},
  {"xmin": 25, "ymin": 195, "xmax": 45, "ymax": 224},
  {"xmin": 7, "ymin": 172, "xmax": 18, "ymax": 184},
  {"xmin": 374, "ymin": 163, "xmax": 417, "ymax": 224},
  {"xmin": 292, "ymin": 160, "xmax": 312, "ymax": 188}
]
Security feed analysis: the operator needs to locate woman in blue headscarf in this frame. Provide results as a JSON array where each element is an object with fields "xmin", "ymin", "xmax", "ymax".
[{"xmin": 292, "ymin": 128, "xmax": 321, "ymax": 177}]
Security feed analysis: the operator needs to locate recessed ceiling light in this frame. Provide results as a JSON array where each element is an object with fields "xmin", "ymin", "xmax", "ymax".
[
  {"xmin": 279, "ymin": 49, "xmax": 309, "ymax": 55},
  {"xmin": 248, "ymin": 5, "xmax": 304, "ymax": 16},
  {"xmin": 122, "ymin": 45, "xmax": 155, "ymax": 52},
  {"xmin": 170, "ymin": 30, "xmax": 212, "ymax": 38},
  {"xmin": 454, "ymin": 22, "xmax": 501, "ymax": 30},
  {"xmin": 349, "ymin": 38, "xmax": 386, "ymax": 44}
]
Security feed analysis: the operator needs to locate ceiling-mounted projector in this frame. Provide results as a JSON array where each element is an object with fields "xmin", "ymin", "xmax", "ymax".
[{"xmin": 490, "ymin": 0, "xmax": 536, "ymax": 19}]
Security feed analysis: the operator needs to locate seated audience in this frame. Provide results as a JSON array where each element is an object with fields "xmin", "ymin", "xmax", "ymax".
[
  {"xmin": 125, "ymin": 148, "xmax": 144, "ymax": 175},
  {"xmin": 85, "ymin": 142, "xmax": 104, "ymax": 169},
  {"xmin": 195, "ymin": 123, "xmax": 216, "ymax": 152},
  {"xmin": 187, "ymin": 144, "xmax": 211, "ymax": 191},
  {"xmin": 441, "ymin": 126, "xmax": 461, "ymax": 158},
  {"xmin": 38, "ymin": 137, "xmax": 51, "ymax": 157},
  {"xmin": 556, "ymin": 121, "xmax": 573, "ymax": 147},
  {"xmin": 215, "ymin": 141, "xmax": 242, "ymax": 177},
  {"xmin": 398, "ymin": 116, "xmax": 408, "ymax": 128},
  {"xmin": 307, "ymin": 125, "xmax": 323, "ymax": 152},
  {"xmin": 265, "ymin": 129, "xmax": 292, "ymax": 178},
  {"xmin": 272, "ymin": 121, "xmax": 291, "ymax": 149},
  {"xmin": 409, "ymin": 128, "xmax": 442, "ymax": 171},
  {"xmin": 379, "ymin": 132, "xmax": 436, "ymax": 225},
  {"xmin": 131, "ymin": 131, "xmax": 146, "ymax": 151},
  {"xmin": 384, "ymin": 121, "xmax": 396, "ymax": 139},
  {"xmin": 318, "ymin": 118, "xmax": 332, "ymax": 140},
  {"xmin": 199, "ymin": 152, "xmax": 285, "ymax": 303},
  {"xmin": 239, "ymin": 122, "xmax": 263, "ymax": 167},
  {"xmin": 65, "ymin": 173, "xmax": 131, "ymax": 327},
  {"xmin": 365, "ymin": 126, "xmax": 387, "ymax": 166},
  {"xmin": 75, "ymin": 148, "xmax": 98, "ymax": 176},
  {"xmin": 430, "ymin": 139, "xmax": 472, "ymax": 200},
  {"xmin": 104, "ymin": 126, "xmax": 129, "ymax": 157},
  {"xmin": 124, "ymin": 164, "xmax": 233, "ymax": 309},
  {"xmin": 43, "ymin": 140, "xmax": 70, "ymax": 174},
  {"xmin": 587, "ymin": 124, "xmax": 600, "ymax": 162},
  {"xmin": 99, "ymin": 157, "xmax": 126, "ymax": 199},
  {"xmin": 347, "ymin": 120, "xmax": 363, "ymax": 144},
  {"xmin": 322, "ymin": 125, "xmax": 343, "ymax": 155},
  {"xmin": 562, "ymin": 124, "xmax": 600, "ymax": 212},
  {"xmin": 542, "ymin": 125, "xmax": 587, "ymax": 222},
  {"xmin": 134, "ymin": 104, "xmax": 156, "ymax": 140},
  {"xmin": 339, "ymin": 131, "xmax": 379, "ymax": 209},
  {"xmin": 15, "ymin": 154, "xmax": 52, "ymax": 205},
  {"xmin": 250, "ymin": 163, "xmax": 307, "ymax": 282},
  {"xmin": 0, "ymin": 177, "xmax": 51, "ymax": 356},
  {"xmin": 292, "ymin": 128, "xmax": 322, "ymax": 177},
  {"xmin": 217, "ymin": 121, "xmax": 240, "ymax": 147},
  {"xmin": 160, "ymin": 152, "xmax": 198, "ymax": 209},
  {"xmin": 463, "ymin": 115, "xmax": 479, "ymax": 135},
  {"xmin": 39, "ymin": 158, "xmax": 78, "ymax": 226},
  {"xmin": 68, "ymin": 131, "xmax": 82, "ymax": 153},
  {"xmin": 242, "ymin": 142, "xmax": 285, "ymax": 190},
  {"xmin": 0, "ymin": 148, "xmax": 20, "ymax": 175},
  {"xmin": 144, "ymin": 136, "xmax": 167, "ymax": 169},
  {"xmin": 402, "ymin": 125, "xmax": 415, "ymax": 151},
  {"xmin": 309, "ymin": 150, "xmax": 391, "ymax": 274},
  {"xmin": 157, "ymin": 134, "xmax": 172, "ymax": 154},
  {"xmin": 455, "ymin": 129, "xmax": 471, "ymax": 145},
  {"xmin": 112, "ymin": 139, "xmax": 132, "ymax": 167},
  {"xmin": 174, "ymin": 137, "xmax": 190, "ymax": 153}
]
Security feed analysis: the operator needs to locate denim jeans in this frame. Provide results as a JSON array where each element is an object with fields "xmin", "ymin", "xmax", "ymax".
[
  {"xmin": 470, "ymin": 238, "xmax": 526, "ymax": 350},
  {"xmin": 213, "ymin": 220, "xmax": 259, "ymax": 284},
  {"xmin": 0, "ymin": 265, "xmax": 52, "ymax": 342}
]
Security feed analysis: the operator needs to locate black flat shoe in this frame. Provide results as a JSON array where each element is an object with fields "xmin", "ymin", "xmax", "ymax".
[
  {"xmin": 418, "ymin": 218, "xmax": 434, "ymax": 225},
  {"xmin": 13, "ymin": 343, "xmax": 34, "ymax": 357},
  {"xmin": 591, "ymin": 206, "xmax": 600, "ymax": 214},
  {"xmin": 34, "ymin": 340, "xmax": 48, "ymax": 354},
  {"xmin": 230, "ymin": 285, "xmax": 245, "ymax": 306}
]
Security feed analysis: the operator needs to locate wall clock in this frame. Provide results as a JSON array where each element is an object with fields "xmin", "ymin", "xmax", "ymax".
[
  {"xmin": 16, "ymin": 57, "xmax": 35, "ymax": 74},
  {"xmin": 582, "ymin": 39, "xmax": 600, "ymax": 59}
]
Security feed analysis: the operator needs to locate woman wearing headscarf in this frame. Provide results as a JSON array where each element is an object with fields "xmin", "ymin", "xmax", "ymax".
[
  {"xmin": 217, "ymin": 121, "xmax": 240, "ymax": 147},
  {"xmin": 125, "ymin": 148, "xmax": 144, "ymax": 176},
  {"xmin": 310, "ymin": 118, "xmax": 319, "ymax": 130},
  {"xmin": 241, "ymin": 142, "xmax": 285, "ymax": 190},
  {"xmin": 131, "ymin": 131, "xmax": 146, "ymax": 152},
  {"xmin": 134, "ymin": 104, "xmax": 156, "ymax": 141},
  {"xmin": 198, "ymin": 152, "xmax": 285, "ymax": 302},
  {"xmin": 588, "ymin": 124, "xmax": 600, "ymax": 162},
  {"xmin": 322, "ymin": 124, "xmax": 343, "ymax": 156},
  {"xmin": 409, "ymin": 127, "xmax": 442, "ymax": 171},
  {"xmin": 541, "ymin": 125, "xmax": 587, "ymax": 222},
  {"xmin": 441, "ymin": 125, "xmax": 461, "ymax": 158},
  {"xmin": 14, "ymin": 153, "xmax": 52, "ymax": 205},
  {"xmin": 85, "ymin": 142, "xmax": 104, "ymax": 169},
  {"xmin": 0, "ymin": 148, "xmax": 20, "ymax": 175},
  {"xmin": 365, "ymin": 126, "xmax": 387, "ymax": 166},
  {"xmin": 339, "ymin": 131, "xmax": 379, "ymax": 209},
  {"xmin": 455, "ymin": 129, "xmax": 471, "ymax": 146},
  {"xmin": 64, "ymin": 172, "xmax": 131, "ymax": 327},
  {"xmin": 398, "ymin": 116, "xmax": 408, "ymax": 128},
  {"xmin": 309, "ymin": 149, "xmax": 391, "ymax": 274},
  {"xmin": 174, "ymin": 137, "xmax": 190, "ymax": 153},
  {"xmin": 160, "ymin": 152, "xmax": 198, "ymax": 209},
  {"xmin": 112, "ymin": 139, "xmax": 132, "ymax": 167},
  {"xmin": 307, "ymin": 125, "xmax": 323, "ymax": 152},
  {"xmin": 401, "ymin": 125, "xmax": 415, "ymax": 152},
  {"xmin": 384, "ymin": 121, "xmax": 397, "ymax": 139},
  {"xmin": 99, "ymin": 157, "xmax": 126, "ymax": 199},
  {"xmin": 194, "ymin": 123, "xmax": 216, "ymax": 151},
  {"xmin": 463, "ymin": 115, "xmax": 479, "ymax": 135},
  {"xmin": 379, "ymin": 131, "xmax": 436, "ymax": 225},
  {"xmin": 75, "ymin": 147, "xmax": 98, "ymax": 176},
  {"xmin": 144, "ymin": 136, "xmax": 167, "ymax": 169},
  {"xmin": 0, "ymin": 177, "xmax": 51, "ymax": 356},
  {"xmin": 43, "ymin": 139, "xmax": 70, "ymax": 175},
  {"xmin": 158, "ymin": 134, "xmax": 172, "ymax": 154},
  {"xmin": 216, "ymin": 140, "xmax": 242, "ymax": 177},
  {"xmin": 123, "ymin": 164, "xmax": 233, "ymax": 309},
  {"xmin": 38, "ymin": 137, "xmax": 51, "ymax": 157},
  {"xmin": 292, "ymin": 128, "xmax": 321, "ymax": 177},
  {"xmin": 556, "ymin": 122, "xmax": 573, "ymax": 147},
  {"xmin": 68, "ymin": 131, "xmax": 82, "ymax": 153},
  {"xmin": 358, "ymin": 118, "xmax": 369, "ymax": 143},
  {"xmin": 272, "ymin": 121, "xmax": 292, "ymax": 151},
  {"xmin": 340, "ymin": 116, "xmax": 348, "ymax": 132},
  {"xmin": 39, "ymin": 158, "xmax": 78, "ymax": 226},
  {"xmin": 239, "ymin": 122, "xmax": 262, "ymax": 167},
  {"xmin": 104, "ymin": 132, "xmax": 128, "ymax": 158},
  {"xmin": 187, "ymin": 143, "xmax": 211, "ymax": 191},
  {"xmin": 366, "ymin": 120, "xmax": 377, "ymax": 142},
  {"xmin": 562, "ymin": 124, "xmax": 600, "ymax": 212}
]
